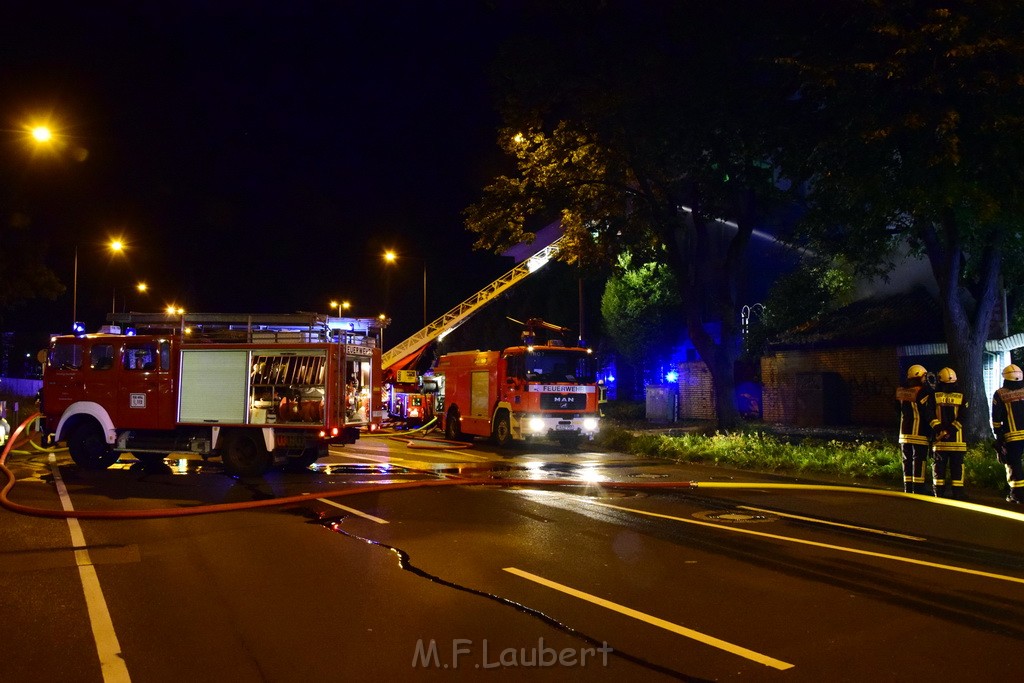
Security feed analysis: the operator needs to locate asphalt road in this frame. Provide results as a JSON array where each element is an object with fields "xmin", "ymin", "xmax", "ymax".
[{"xmin": 1, "ymin": 434, "xmax": 1022, "ymax": 682}]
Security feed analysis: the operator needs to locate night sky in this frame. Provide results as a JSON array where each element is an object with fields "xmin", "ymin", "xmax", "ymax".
[{"xmin": 1, "ymin": 1, "xmax": 523, "ymax": 358}]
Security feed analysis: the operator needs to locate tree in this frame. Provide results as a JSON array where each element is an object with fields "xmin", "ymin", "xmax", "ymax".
[
  {"xmin": 0, "ymin": 216, "xmax": 64, "ymax": 316},
  {"xmin": 783, "ymin": 0, "xmax": 1024, "ymax": 440},
  {"xmin": 601, "ymin": 256, "xmax": 683, "ymax": 397},
  {"xmin": 466, "ymin": 2, "xmax": 798, "ymax": 428},
  {"xmin": 764, "ymin": 260, "xmax": 855, "ymax": 338}
]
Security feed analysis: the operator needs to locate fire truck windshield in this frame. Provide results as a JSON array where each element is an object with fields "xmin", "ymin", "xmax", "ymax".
[{"xmin": 520, "ymin": 349, "xmax": 596, "ymax": 384}]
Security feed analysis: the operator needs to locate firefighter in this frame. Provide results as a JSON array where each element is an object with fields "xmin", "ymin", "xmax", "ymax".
[
  {"xmin": 930, "ymin": 367, "xmax": 967, "ymax": 499},
  {"xmin": 896, "ymin": 364, "xmax": 935, "ymax": 494},
  {"xmin": 991, "ymin": 364, "xmax": 1024, "ymax": 504}
]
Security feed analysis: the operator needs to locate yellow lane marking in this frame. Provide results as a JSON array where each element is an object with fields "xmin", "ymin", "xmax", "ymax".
[
  {"xmin": 316, "ymin": 499, "xmax": 389, "ymax": 524},
  {"xmin": 737, "ymin": 505, "xmax": 927, "ymax": 541},
  {"xmin": 504, "ymin": 567, "xmax": 794, "ymax": 670},
  {"xmin": 694, "ymin": 482, "xmax": 1024, "ymax": 522},
  {"xmin": 592, "ymin": 501, "xmax": 1024, "ymax": 585}
]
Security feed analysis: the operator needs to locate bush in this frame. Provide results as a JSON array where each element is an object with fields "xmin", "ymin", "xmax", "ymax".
[
  {"xmin": 597, "ymin": 425, "xmax": 1005, "ymax": 492},
  {"xmin": 600, "ymin": 400, "xmax": 645, "ymax": 422}
]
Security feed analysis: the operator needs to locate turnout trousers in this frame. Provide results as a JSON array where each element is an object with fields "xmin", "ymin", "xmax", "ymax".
[
  {"xmin": 1003, "ymin": 442, "xmax": 1024, "ymax": 503},
  {"xmin": 932, "ymin": 451, "xmax": 965, "ymax": 499},
  {"xmin": 901, "ymin": 443, "xmax": 929, "ymax": 494}
]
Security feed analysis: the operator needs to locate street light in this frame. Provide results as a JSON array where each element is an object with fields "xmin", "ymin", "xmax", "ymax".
[
  {"xmin": 73, "ymin": 239, "xmax": 125, "ymax": 326},
  {"xmin": 329, "ymin": 299, "xmax": 352, "ymax": 314},
  {"xmin": 383, "ymin": 250, "xmax": 427, "ymax": 328},
  {"xmin": 115, "ymin": 282, "xmax": 149, "ymax": 314}
]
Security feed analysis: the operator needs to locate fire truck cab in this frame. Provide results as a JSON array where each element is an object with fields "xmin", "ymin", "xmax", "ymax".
[
  {"xmin": 39, "ymin": 313, "xmax": 384, "ymax": 476},
  {"xmin": 434, "ymin": 341, "xmax": 600, "ymax": 447}
]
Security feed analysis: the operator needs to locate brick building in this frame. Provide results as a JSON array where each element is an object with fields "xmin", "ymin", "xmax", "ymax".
[{"xmin": 670, "ymin": 287, "xmax": 1022, "ymax": 427}]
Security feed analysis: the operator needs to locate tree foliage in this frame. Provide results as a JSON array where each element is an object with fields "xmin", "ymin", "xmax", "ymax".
[
  {"xmin": 600, "ymin": 256, "xmax": 682, "ymax": 378},
  {"xmin": 782, "ymin": 0, "xmax": 1024, "ymax": 439},
  {"xmin": 466, "ymin": 2, "xmax": 798, "ymax": 428},
  {"xmin": 0, "ymin": 215, "xmax": 64, "ymax": 316}
]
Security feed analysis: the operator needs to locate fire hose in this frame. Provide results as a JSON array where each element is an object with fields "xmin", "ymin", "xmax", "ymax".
[{"xmin": 3, "ymin": 414, "xmax": 1023, "ymax": 522}]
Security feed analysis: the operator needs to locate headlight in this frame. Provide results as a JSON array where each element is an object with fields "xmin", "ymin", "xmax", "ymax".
[
  {"xmin": 583, "ymin": 418, "xmax": 599, "ymax": 432},
  {"xmin": 529, "ymin": 417, "xmax": 545, "ymax": 433}
]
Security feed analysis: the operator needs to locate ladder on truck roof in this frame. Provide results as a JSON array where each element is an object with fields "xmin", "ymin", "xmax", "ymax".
[
  {"xmin": 382, "ymin": 234, "xmax": 565, "ymax": 370},
  {"xmin": 107, "ymin": 311, "xmax": 381, "ymax": 344}
]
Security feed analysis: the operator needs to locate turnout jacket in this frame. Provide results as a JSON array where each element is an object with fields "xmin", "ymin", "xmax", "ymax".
[
  {"xmin": 992, "ymin": 380, "xmax": 1024, "ymax": 443},
  {"xmin": 931, "ymin": 383, "xmax": 967, "ymax": 452},
  {"xmin": 896, "ymin": 382, "xmax": 935, "ymax": 446}
]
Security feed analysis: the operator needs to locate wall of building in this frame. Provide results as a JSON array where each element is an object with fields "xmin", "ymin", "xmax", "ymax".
[
  {"xmin": 677, "ymin": 360, "xmax": 716, "ymax": 420},
  {"xmin": 761, "ymin": 347, "xmax": 898, "ymax": 427}
]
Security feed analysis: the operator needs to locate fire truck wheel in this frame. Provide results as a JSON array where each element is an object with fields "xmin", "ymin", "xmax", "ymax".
[
  {"xmin": 444, "ymin": 407, "xmax": 463, "ymax": 441},
  {"xmin": 67, "ymin": 421, "xmax": 118, "ymax": 470},
  {"xmin": 221, "ymin": 432, "xmax": 272, "ymax": 477},
  {"xmin": 492, "ymin": 410, "xmax": 513, "ymax": 448}
]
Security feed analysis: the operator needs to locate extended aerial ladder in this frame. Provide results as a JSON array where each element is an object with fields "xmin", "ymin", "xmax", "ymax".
[{"xmin": 381, "ymin": 234, "xmax": 565, "ymax": 371}]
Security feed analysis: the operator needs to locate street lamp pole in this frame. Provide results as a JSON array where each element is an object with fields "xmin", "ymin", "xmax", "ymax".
[
  {"xmin": 383, "ymin": 250, "xmax": 427, "ymax": 328},
  {"xmin": 72, "ymin": 246, "xmax": 79, "ymax": 325}
]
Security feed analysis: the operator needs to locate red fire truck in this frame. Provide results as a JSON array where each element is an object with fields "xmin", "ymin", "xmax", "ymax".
[
  {"xmin": 387, "ymin": 369, "xmax": 434, "ymax": 424},
  {"xmin": 433, "ymin": 321, "xmax": 600, "ymax": 447},
  {"xmin": 39, "ymin": 313, "xmax": 384, "ymax": 476}
]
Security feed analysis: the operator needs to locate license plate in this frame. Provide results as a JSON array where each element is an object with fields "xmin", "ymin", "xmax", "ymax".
[{"xmin": 555, "ymin": 423, "xmax": 575, "ymax": 431}]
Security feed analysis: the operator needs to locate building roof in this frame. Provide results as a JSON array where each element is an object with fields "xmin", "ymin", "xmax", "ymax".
[{"xmin": 768, "ymin": 287, "xmax": 946, "ymax": 351}]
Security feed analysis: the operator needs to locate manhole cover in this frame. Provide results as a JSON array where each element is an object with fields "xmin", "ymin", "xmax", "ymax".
[{"xmin": 692, "ymin": 510, "xmax": 778, "ymax": 524}]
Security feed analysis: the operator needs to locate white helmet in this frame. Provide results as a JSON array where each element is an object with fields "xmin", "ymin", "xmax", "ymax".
[
  {"xmin": 937, "ymin": 367, "xmax": 957, "ymax": 384},
  {"xmin": 906, "ymin": 364, "xmax": 927, "ymax": 380},
  {"xmin": 1003, "ymin": 364, "xmax": 1023, "ymax": 382}
]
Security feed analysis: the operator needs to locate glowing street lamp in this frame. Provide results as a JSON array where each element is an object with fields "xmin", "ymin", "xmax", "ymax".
[
  {"xmin": 31, "ymin": 126, "xmax": 52, "ymax": 143},
  {"xmin": 382, "ymin": 250, "xmax": 427, "ymax": 328},
  {"xmin": 74, "ymin": 239, "xmax": 127, "ymax": 325},
  {"xmin": 329, "ymin": 299, "xmax": 351, "ymax": 314}
]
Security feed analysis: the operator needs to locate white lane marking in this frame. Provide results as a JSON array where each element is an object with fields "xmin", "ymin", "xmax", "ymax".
[
  {"xmin": 592, "ymin": 501, "xmax": 1024, "ymax": 585},
  {"xmin": 316, "ymin": 499, "xmax": 389, "ymax": 524},
  {"xmin": 49, "ymin": 455, "xmax": 132, "ymax": 682},
  {"xmin": 736, "ymin": 505, "xmax": 927, "ymax": 541},
  {"xmin": 504, "ymin": 567, "xmax": 794, "ymax": 670}
]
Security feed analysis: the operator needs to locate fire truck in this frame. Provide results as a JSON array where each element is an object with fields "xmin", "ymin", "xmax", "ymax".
[
  {"xmin": 39, "ymin": 312, "xmax": 384, "ymax": 476},
  {"xmin": 432, "ymin": 319, "xmax": 600, "ymax": 447},
  {"xmin": 380, "ymin": 230, "xmax": 567, "ymax": 428},
  {"xmin": 387, "ymin": 369, "xmax": 434, "ymax": 424}
]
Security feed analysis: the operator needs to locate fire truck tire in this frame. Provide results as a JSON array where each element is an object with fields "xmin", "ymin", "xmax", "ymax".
[
  {"xmin": 67, "ymin": 421, "xmax": 118, "ymax": 470},
  {"xmin": 221, "ymin": 431, "xmax": 272, "ymax": 477},
  {"xmin": 492, "ymin": 410, "xmax": 513, "ymax": 448},
  {"xmin": 444, "ymin": 407, "xmax": 464, "ymax": 441}
]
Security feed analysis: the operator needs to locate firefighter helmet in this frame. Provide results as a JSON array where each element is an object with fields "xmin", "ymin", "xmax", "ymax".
[
  {"xmin": 906, "ymin": 365, "xmax": 927, "ymax": 381},
  {"xmin": 937, "ymin": 367, "xmax": 957, "ymax": 384},
  {"xmin": 1003, "ymin": 364, "xmax": 1023, "ymax": 382}
]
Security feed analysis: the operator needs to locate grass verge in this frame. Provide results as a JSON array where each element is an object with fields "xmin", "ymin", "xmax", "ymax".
[{"xmin": 596, "ymin": 424, "xmax": 1007, "ymax": 491}]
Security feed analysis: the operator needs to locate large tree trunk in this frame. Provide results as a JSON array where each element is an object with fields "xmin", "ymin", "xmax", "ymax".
[
  {"xmin": 921, "ymin": 217, "xmax": 1002, "ymax": 442},
  {"xmin": 664, "ymin": 193, "xmax": 752, "ymax": 431}
]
